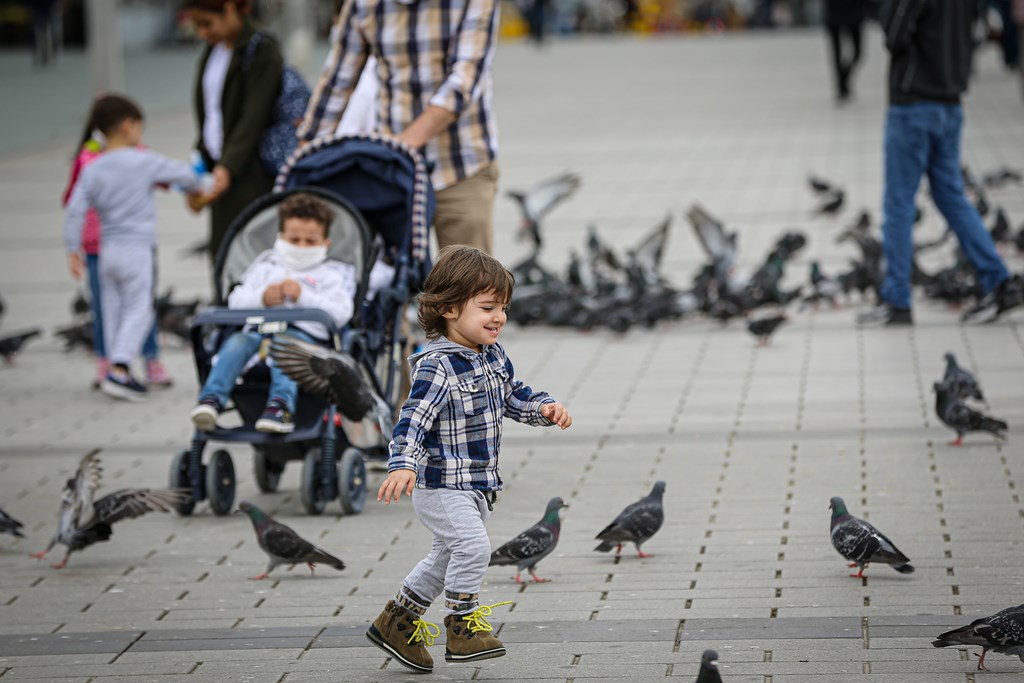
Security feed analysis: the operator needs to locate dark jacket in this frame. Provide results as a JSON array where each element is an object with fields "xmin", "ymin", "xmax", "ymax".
[
  {"xmin": 881, "ymin": 0, "xmax": 978, "ymax": 105},
  {"xmin": 824, "ymin": 0, "xmax": 865, "ymax": 26},
  {"xmin": 193, "ymin": 18, "xmax": 283, "ymax": 258}
]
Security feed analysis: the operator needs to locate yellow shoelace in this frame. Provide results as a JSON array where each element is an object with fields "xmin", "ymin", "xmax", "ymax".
[
  {"xmin": 408, "ymin": 618, "xmax": 440, "ymax": 646},
  {"xmin": 462, "ymin": 601, "xmax": 513, "ymax": 633}
]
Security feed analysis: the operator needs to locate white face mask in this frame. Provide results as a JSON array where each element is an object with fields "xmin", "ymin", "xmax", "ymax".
[{"xmin": 274, "ymin": 237, "xmax": 327, "ymax": 271}]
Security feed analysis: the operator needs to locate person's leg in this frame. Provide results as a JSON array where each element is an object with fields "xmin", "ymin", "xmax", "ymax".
[
  {"xmin": 848, "ymin": 22, "xmax": 863, "ymax": 92},
  {"xmin": 107, "ymin": 246, "xmax": 155, "ymax": 370},
  {"xmin": 199, "ymin": 331, "xmax": 263, "ymax": 405},
  {"xmin": 433, "ymin": 162, "xmax": 499, "ymax": 255},
  {"xmin": 926, "ymin": 105, "xmax": 1009, "ymax": 294},
  {"xmin": 86, "ymin": 254, "xmax": 106, "ymax": 359},
  {"xmin": 879, "ymin": 104, "xmax": 930, "ymax": 311},
  {"xmin": 98, "ymin": 251, "xmax": 123, "ymax": 370},
  {"xmin": 827, "ymin": 25, "xmax": 846, "ymax": 99}
]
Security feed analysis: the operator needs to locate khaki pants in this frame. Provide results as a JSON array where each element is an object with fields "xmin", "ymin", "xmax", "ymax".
[{"xmin": 433, "ymin": 161, "xmax": 499, "ymax": 255}]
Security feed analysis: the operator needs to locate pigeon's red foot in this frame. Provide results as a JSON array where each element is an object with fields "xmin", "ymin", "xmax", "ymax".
[
  {"xmin": 847, "ymin": 562, "xmax": 859, "ymax": 568},
  {"xmin": 29, "ymin": 550, "xmax": 47, "ymax": 560},
  {"xmin": 975, "ymin": 651, "xmax": 989, "ymax": 671},
  {"xmin": 51, "ymin": 558, "xmax": 68, "ymax": 569},
  {"xmin": 949, "ymin": 437, "xmax": 964, "ymax": 447},
  {"xmin": 615, "ymin": 544, "xmax": 623, "ymax": 557},
  {"xmin": 307, "ymin": 563, "xmax": 316, "ymax": 574},
  {"xmin": 513, "ymin": 573, "xmax": 525, "ymax": 585},
  {"xmin": 848, "ymin": 567, "xmax": 865, "ymax": 579},
  {"xmin": 637, "ymin": 550, "xmax": 654, "ymax": 558},
  {"xmin": 529, "ymin": 574, "xmax": 551, "ymax": 583},
  {"xmin": 248, "ymin": 572, "xmax": 269, "ymax": 581}
]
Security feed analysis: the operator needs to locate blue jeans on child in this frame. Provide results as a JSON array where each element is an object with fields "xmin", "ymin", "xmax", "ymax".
[
  {"xmin": 199, "ymin": 330, "xmax": 313, "ymax": 411},
  {"xmin": 880, "ymin": 103, "xmax": 1008, "ymax": 310},
  {"xmin": 86, "ymin": 253, "xmax": 160, "ymax": 360}
]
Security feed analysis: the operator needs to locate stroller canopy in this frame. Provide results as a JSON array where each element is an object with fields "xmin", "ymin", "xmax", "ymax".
[{"xmin": 275, "ymin": 134, "xmax": 434, "ymax": 265}]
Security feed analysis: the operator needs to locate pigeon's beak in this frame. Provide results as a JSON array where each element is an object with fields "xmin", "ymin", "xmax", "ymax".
[{"xmin": 561, "ymin": 503, "xmax": 570, "ymax": 509}]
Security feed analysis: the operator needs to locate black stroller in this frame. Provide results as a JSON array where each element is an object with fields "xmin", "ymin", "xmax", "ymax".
[{"xmin": 170, "ymin": 134, "xmax": 434, "ymax": 516}]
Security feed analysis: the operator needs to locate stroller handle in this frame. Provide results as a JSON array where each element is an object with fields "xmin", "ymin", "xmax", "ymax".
[{"xmin": 192, "ymin": 307, "xmax": 341, "ymax": 340}]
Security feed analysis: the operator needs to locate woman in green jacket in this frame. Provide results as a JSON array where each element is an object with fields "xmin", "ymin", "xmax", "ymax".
[{"xmin": 186, "ymin": 0, "xmax": 282, "ymax": 262}]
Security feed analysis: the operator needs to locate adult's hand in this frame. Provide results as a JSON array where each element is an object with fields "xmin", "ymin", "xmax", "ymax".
[{"xmin": 211, "ymin": 165, "xmax": 232, "ymax": 197}]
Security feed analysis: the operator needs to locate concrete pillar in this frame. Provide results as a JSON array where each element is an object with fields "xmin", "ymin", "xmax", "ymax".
[
  {"xmin": 86, "ymin": 0, "xmax": 124, "ymax": 94},
  {"xmin": 284, "ymin": 0, "xmax": 316, "ymax": 74}
]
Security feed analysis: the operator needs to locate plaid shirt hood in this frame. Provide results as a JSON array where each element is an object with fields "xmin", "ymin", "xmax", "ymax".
[{"xmin": 388, "ymin": 337, "xmax": 555, "ymax": 491}]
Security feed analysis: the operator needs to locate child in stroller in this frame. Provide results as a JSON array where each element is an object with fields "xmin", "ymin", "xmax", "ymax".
[{"xmin": 189, "ymin": 192, "xmax": 359, "ymax": 434}]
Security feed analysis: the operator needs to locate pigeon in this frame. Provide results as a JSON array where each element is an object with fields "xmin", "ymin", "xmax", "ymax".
[
  {"xmin": 489, "ymin": 497, "xmax": 569, "ymax": 584},
  {"xmin": 990, "ymin": 207, "xmax": 1012, "ymax": 245},
  {"xmin": 595, "ymin": 481, "xmax": 665, "ymax": 558},
  {"xmin": 71, "ymin": 291, "xmax": 90, "ymax": 317},
  {"xmin": 696, "ymin": 649, "xmax": 723, "ymax": 683},
  {"xmin": 153, "ymin": 288, "xmax": 200, "ymax": 344},
  {"xmin": 747, "ymin": 314, "xmax": 787, "ymax": 346},
  {"xmin": 506, "ymin": 172, "xmax": 581, "ymax": 248},
  {"xmin": 982, "ymin": 167, "xmax": 1022, "ymax": 190},
  {"xmin": 0, "ymin": 506, "xmax": 25, "ymax": 538},
  {"xmin": 814, "ymin": 190, "xmax": 845, "ymax": 216},
  {"xmin": 828, "ymin": 496, "xmax": 914, "ymax": 579},
  {"xmin": 237, "ymin": 501, "xmax": 345, "ymax": 580},
  {"xmin": 802, "ymin": 262, "xmax": 841, "ymax": 309},
  {"xmin": 31, "ymin": 450, "xmax": 189, "ymax": 568},
  {"xmin": 54, "ymin": 321, "xmax": 93, "ymax": 352},
  {"xmin": 933, "ymin": 603, "xmax": 1024, "ymax": 671},
  {"xmin": 1015, "ymin": 223, "xmax": 1024, "ymax": 254},
  {"xmin": 933, "ymin": 381, "xmax": 1007, "ymax": 446},
  {"xmin": 687, "ymin": 204, "xmax": 737, "ymax": 276},
  {"xmin": 808, "ymin": 175, "xmax": 835, "ymax": 194},
  {"xmin": 0, "ymin": 329, "xmax": 42, "ymax": 364},
  {"xmin": 269, "ymin": 334, "xmax": 378, "ymax": 421},
  {"xmin": 943, "ymin": 352, "xmax": 984, "ymax": 402}
]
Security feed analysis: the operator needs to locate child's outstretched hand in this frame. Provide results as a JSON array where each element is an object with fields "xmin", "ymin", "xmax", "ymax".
[
  {"xmin": 378, "ymin": 469, "xmax": 416, "ymax": 504},
  {"xmin": 541, "ymin": 402, "xmax": 572, "ymax": 430},
  {"xmin": 67, "ymin": 253, "xmax": 84, "ymax": 280}
]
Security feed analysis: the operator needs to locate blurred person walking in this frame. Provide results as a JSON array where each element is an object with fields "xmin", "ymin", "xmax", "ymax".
[
  {"xmin": 858, "ymin": 0, "xmax": 1023, "ymax": 327},
  {"xmin": 186, "ymin": 0, "xmax": 283, "ymax": 262},
  {"xmin": 301, "ymin": 0, "xmax": 501, "ymax": 255},
  {"xmin": 823, "ymin": 0, "xmax": 866, "ymax": 102}
]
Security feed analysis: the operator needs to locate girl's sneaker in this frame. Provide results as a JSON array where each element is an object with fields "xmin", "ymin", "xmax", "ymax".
[
  {"xmin": 146, "ymin": 359, "xmax": 174, "ymax": 389},
  {"xmin": 101, "ymin": 372, "xmax": 148, "ymax": 402},
  {"xmin": 92, "ymin": 358, "xmax": 110, "ymax": 390}
]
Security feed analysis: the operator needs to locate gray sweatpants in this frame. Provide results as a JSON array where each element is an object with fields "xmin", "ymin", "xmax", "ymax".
[
  {"xmin": 100, "ymin": 243, "xmax": 155, "ymax": 368},
  {"xmin": 402, "ymin": 488, "xmax": 492, "ymax": 615}
]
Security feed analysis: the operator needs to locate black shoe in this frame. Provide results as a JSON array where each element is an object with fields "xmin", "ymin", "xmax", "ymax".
[
  {"xmin": 101, "ymin": 372, "xmax": 148, "ymax": 401},
  {"xmin": 190, "ymin": 396, "xmax": 224, "ymax": 432},
  {"xmin": 961, "ymin": 277, "xmax": 1023, "ymax": 324},
  {"xmin": 255, "ymin": 400, "xmax": 295, "ymax": 434},
  {"xmin": 856, "ymin": 304, "xmax": 912, "ymax": 326}
]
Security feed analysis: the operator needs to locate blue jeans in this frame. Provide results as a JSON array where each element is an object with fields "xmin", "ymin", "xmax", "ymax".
[
  {"xmin": 86, "ymin": 253, "xmax": 160, "ymax": 360},
  {"xmin": 199, "ymin": 330, "xmax": 312, "ymax": 412},
  {"xmin": 880, "ymin": 103, "xmax": 1008, "ymax": 310}
]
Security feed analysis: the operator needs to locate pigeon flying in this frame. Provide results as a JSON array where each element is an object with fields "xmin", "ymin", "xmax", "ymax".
[
  {"xmin": 595, "ymin": 481, "xmax": 665, "ymax": 558},
  {"xmin": 0, "ymin": 329, "xmax": 42, "ymax": 364},
  {"xmin": 933, "ymin": 603, "xmax": 1024, "ymax": 671},
  {"xmin": 238, "ymin": 501, "xmax": 345, "ymax": 580},
  {"xmin": 943, "ymin": 352, "xmax": 984, "ymax": 402},
  {"xmin": 933, "ymin": 382, "xmax": 1007, "ymax": 446},
  {"xmin": 31, "ymin": 450, "xmax": 189, "ymax": 568},
  {"xmin": 489, "ymin": 497, "xmax": 568, "ymax": 584},
  {"xmin": 0, "ymin": 506, "xmax": 25, "ymax": 538},
  {"xmin": 696, "ymin": 649, "xmax": 723, "ymax": 683},
  {"xmin": 829, "ymin": 496, "xmax": 913, "ymax": 579},
  {"xmin": 269, "ymin": 335, "xmax": 378, "ymax": 421},
  {"xmin": 747, "ymin": 315, "xmax": 787, "ymax": 346},
  {"xmin": 506, "ymin": 172, "xmax": 581, "ymax": 249}
]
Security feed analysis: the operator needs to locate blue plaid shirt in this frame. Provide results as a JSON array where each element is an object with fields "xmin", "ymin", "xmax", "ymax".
[{"xmin": 389, "ymin": 338, "xmax": 555, "ymax": 491}]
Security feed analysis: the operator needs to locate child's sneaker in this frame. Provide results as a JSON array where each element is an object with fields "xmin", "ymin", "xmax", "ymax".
[
  {"xmin": 190, "ymin": 397, "xmax": 224, "ymax": 432},
  {"xmin": 101, "ymin": 372, "xmax": 148, "ymax": 402},
  {"xmin": 365, "ymin": 600, "xmax": 437, "ymax": 673},
  {"xmin": 255, "ymin": 400, "xmax": 295, "ymax": 433},
  {"xmin": 443, "ymin": 601, "xmax": 511, "ymax": 663},
  {"xmin": 146, "ymin": 359, "xmax": 174, "ymax": 389},
  {"xmin": 92, "ymin": 358, "xmax": 110, "ymax": 391}
]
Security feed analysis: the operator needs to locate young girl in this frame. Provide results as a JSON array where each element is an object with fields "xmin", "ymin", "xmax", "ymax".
[
  {"xmin": 63, "ymin": 95, "xmax": 203, "ymax": 401},
  {"xmin": 368, "ymin": 246, "xmax": 572, "ymax": 673},
  {"xmin": 62, "ymin": 100, "xmax": 175, "ymax": 390}
]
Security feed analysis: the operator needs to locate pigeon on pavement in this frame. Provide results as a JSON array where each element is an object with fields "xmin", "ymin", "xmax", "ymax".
[
  {"xmin": 829, "ymin": 496, "xmax": 914, "ymax": 579},
  {"xmin": 31, "ymin": 450, "xmax": 189, "ymax": 568},
  {"xmin": 933, "ymin": 382, "xmax": 1007, "ymax": 446},
  {"xmin": 0, "ymin": 329, "xmax": 42, "ymax": 364},
  {"xmin": 0, "ymin": 506, "xmax": 25, "ymax": 538},
  {"xmin": 696, "ymin": 649, "xmax": 723, "ymax": 682},
  {"xmin": 595, "ymin": 481, "xmax": 665, "ymax": 558},
  {"xmin": 814, "ymin": 190, "xmax": 845, "ymax": 216},
  {"xmin": 237, "ymin": 501, "xmax": 345, "ymax": 580},
  {"xmin": 747, "ymin": 314, "xmax": 787, "ymax": 346},
  {"xmin": 801, "ymin": 262, "xmax": 841, "ymax": 309},
  {"xmin": 506, "ymin": 172, "xmax": 581, "ymax": 249},
  {"xmin": 933, "ymin": 603, "xmax": 1024, "ymax": 670},
  {"xmin": 808, "ymin": 175, "xmax": 835, "ymax": 194},
  {"xmin": 943, "ymin": 352, "xmax": 984, "ymax": 402},
  {"xmin": 269, "ymin": 335, "xmax": 379, "ymax": 421},
  {"xmin": 489, "ymin": 497, "xmax": 569, "ymax": 584}
]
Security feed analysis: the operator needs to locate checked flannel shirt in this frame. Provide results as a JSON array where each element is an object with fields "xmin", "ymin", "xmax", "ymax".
[
  {"xmin": 389, "ymin": 338, "xmax": 556, "ymax": 491},
  {"xmin": 298, "ymin": 0, "xmax": 500, "ymax": 191}
]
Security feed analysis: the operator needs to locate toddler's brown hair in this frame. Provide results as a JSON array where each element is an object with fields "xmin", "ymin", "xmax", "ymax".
[{"xmin": 417, "ymin": 246, "xmax": 515, "ymax": 340}]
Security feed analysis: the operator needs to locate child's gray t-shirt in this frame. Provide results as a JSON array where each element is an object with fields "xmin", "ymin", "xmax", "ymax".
[{"xmin": 63, "ymin": 147, "xmax": 198, "ymax": 253}]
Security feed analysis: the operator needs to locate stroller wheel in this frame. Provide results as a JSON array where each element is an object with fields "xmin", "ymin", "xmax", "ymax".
[
  {"xmin": 206, "ymin": 449, "xmax": 236, "ymax": 516},
  {"xmin": 300, "ymin": 448, "xmax": 328, "ymax": 515},
  {"xmin": 169, "ymin": 450, "xmax": 197, "ymax": 516},
  {"xmin": 338, "ymin": 447, "xmax": 367, "ymax": 515},
  {"xmin": 253, "ymin": 450, "xmax": 284, "ymax": 493}
]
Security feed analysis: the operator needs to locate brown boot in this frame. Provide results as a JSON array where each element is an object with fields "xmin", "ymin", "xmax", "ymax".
[
  {"xmin": 443, "ymin": 601, "xmax": 511, "ymax": 663},
  {"xmin": 366, "ymin": 600, "xmax": 438, "ymax": 673}
]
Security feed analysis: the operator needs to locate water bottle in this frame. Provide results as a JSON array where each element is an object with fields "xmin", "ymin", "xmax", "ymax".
[{"xmin": 190, "ymin": 150, "xmax": 216, "ymax": 194}]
